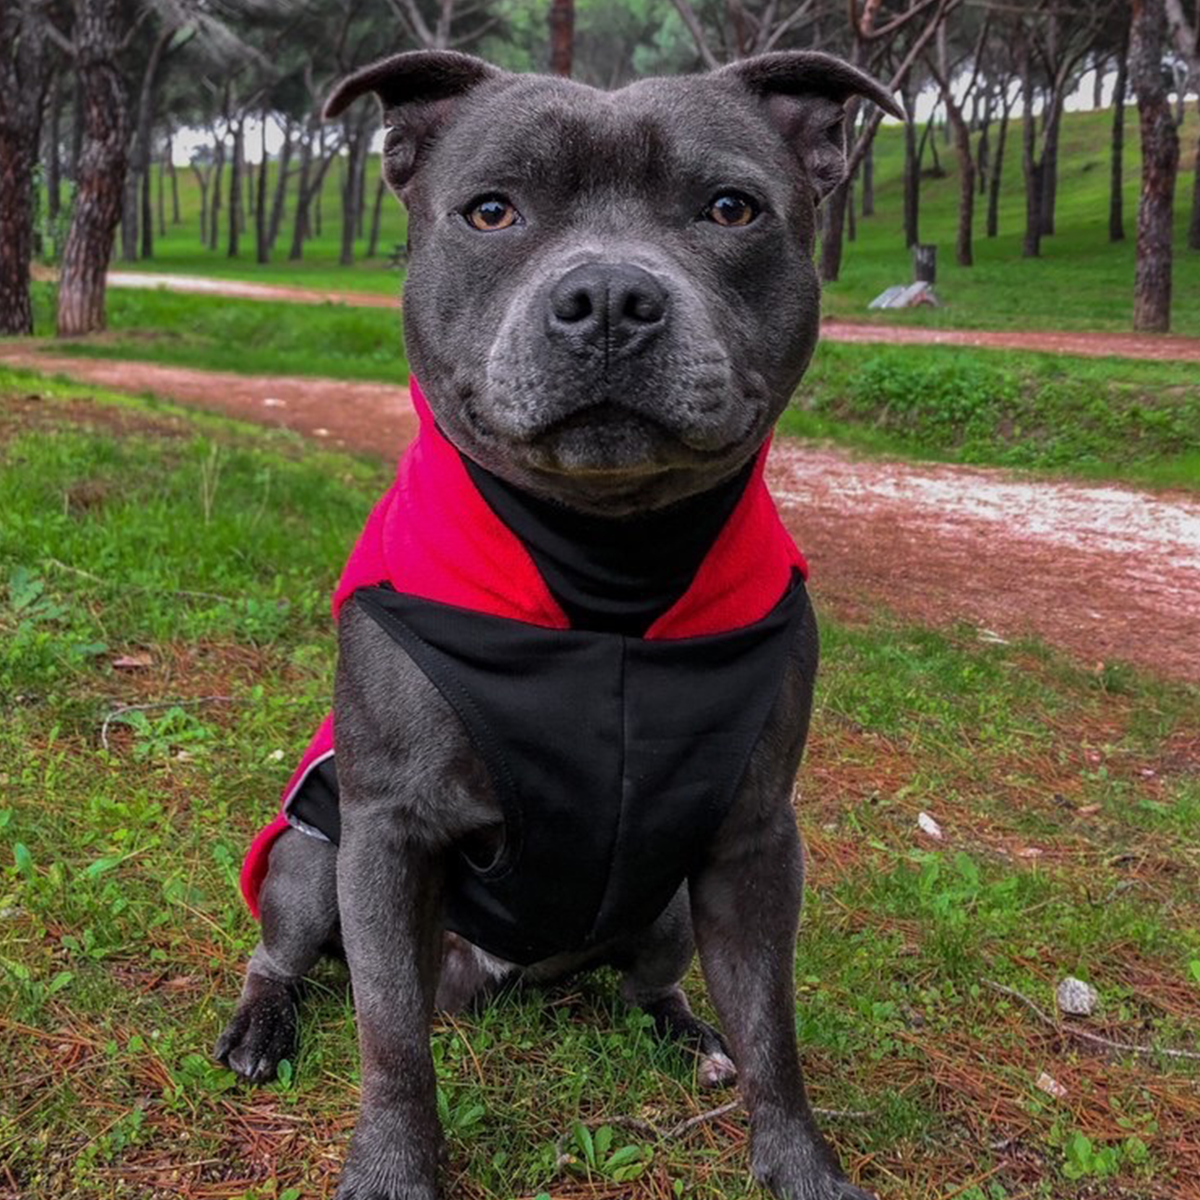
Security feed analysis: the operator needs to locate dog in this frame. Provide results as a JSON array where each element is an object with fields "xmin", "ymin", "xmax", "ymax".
[{"xmin": 216, "ymin": 49, "xmax": 899, "ymax": 1200}]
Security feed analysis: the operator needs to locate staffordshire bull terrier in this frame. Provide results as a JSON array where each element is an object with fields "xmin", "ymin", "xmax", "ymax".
[{"xmin": 216, "ymin": 48, "xmax": 900, "ymax": 1200}]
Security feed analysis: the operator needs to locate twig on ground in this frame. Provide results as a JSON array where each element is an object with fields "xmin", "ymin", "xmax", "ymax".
[
  {"xmin": 983, "ymin": 979, "xmax": 1200, "ymax": 1063},
  {"xmin": 100, "ymin": 696, "xmax": 236, "ymax": 751},
  {"xmin": 46, "ymin": 557, "xmax": 234, "ymax": 604},
  {"xmin": 552, "ymin": 1099, "xmax": 869, "ymax": 1172}
]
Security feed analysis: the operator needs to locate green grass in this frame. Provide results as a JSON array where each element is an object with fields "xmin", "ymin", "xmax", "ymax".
[
  {"xmin": 50, "ymin": 106, "xmax": 1200, "ymax": 336},
  {"xmin": 3, "ymin": 379, "xmax": 1200, "ymax": 1199},
  {"xmin": 28, "ymin": 282, "xmax": 408, "ymax": 383},
  {"xmin": 821, "ymin": 108, "xmax": 1200, "ymax": 336},
  {"xmin": 784, "ymin": 342, "xmax": 1200, "ymax": 490}
]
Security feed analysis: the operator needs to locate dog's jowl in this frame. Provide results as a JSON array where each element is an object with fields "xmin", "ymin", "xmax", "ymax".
[{"xmin": 217, "ymin": 49, "xmax": 899, "ymax": 1200}]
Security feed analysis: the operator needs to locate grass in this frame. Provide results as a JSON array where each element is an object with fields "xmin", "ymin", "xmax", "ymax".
[
  {"xmin": 43, "ymin": 106, "xmax": 1200, "ymax": 336},
  {"xmin": 820, "ymin": 108, "xmax": 1200, "ymax": 337},
  {"xmin": 4, "ymin": 379, "xmax": 1200, "ymax": 1200},
  {"xmin": 27, "ymin": 283, "xmax": 408, "ymax": 384},
  {"xmin": 784, "ymin": 342, "xmax": 1200, "ymax": 491}
]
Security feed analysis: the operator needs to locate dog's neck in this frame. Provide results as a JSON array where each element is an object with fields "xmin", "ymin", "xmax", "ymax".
[{"xmin": 459, "ymin": 453, "xmax": 755, "ymax": 636}]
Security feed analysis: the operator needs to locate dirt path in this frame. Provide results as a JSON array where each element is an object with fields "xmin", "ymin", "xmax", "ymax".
[
  {"xmin": 4, "ymin": 345, "xmax": 1197, "ymax": 682},
  {"xmin": 89, "ymin": 270, "xmax": 1200, "ymax": 363}
]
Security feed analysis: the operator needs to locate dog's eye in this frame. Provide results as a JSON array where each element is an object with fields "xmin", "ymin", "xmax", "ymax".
[
  {"xmin": 704, "ymin": 192, "xmax": 759, "ymax": 228},
  {"xmin": 465, "ymin": 196, "xmax": 521, "ymax": 232}
]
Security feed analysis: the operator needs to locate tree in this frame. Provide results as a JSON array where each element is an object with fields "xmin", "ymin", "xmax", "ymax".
[
  {"xmin": 1165, "ymin": 0, "xmax": 1200, "ymax": 251},
  {"xmin": 0, "ymin": 0, "xmax": 48, "ymax": 336},
  {"xmin": 1131, "ymin": 0, "xmax": 1180, "ymax": 332},
  {"xmin": 550, "ymin": 0, "xmax": 574, "ymax": 75},
  {"xmin": 1110, "ymin": 7, "xmax": 1131, "ymax": 242},
  {"xmin": 55, "ymin": 0, "xmax": 129, "ymax": 336}
]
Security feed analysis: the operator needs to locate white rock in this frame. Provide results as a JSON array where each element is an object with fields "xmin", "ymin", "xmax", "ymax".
[
  {"xmin": 1056, "ymin": 976, "xmax": 1099, "ymax": 1017},
  {"xmin": 1036, "ymin": 1070, "xmax": 1068, "ymax": 1099},
  {"xmin": 917, "ymin": 811, "xmax": 944, "ymax": 840}
]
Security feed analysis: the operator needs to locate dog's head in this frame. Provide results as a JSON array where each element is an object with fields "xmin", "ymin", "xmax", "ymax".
[{"xmin": 327, "ymin": 51, "xmax": 898, "ymax": 514}]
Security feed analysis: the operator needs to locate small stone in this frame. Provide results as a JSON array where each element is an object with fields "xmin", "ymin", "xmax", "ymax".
[
  {"xmin": 262, "ymin": 397, "xmax": 286, "ymax": 407},
  {"xmin": 1036, "ymin": 1070, "xmax": 1068, "ymax": 1099},
  {"xmin": 917, "ymin": 811, "xmax": 944, "ymax": 840},
  {"xmin": 1056, "ymin": 976, "xmax": 1099, "ymax": 1017}
]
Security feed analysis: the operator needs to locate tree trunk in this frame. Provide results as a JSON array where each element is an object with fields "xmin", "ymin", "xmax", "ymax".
[
  {"xmin": 1021, "ymin": 40, "xmax": 1042, "ymax": 258},
  {"xmin": 818, "ymin": 180, "xmax": 850, "ymax": 283},
  {"xmin": 256, "ymin": 111, "xmax": 270, "ymax": 264},
  {"xmin": 1039, "ymin": 94, "xmax": 1063, "ymax": 236},
  {"xmin": 168, "ymin": 133, "xmax": 181, "ymax": 223},
  {"xmin": 339, "ymin": 126, "xmax": 362, "ymax": 267},
  {"xmin": 228, "ymin": 117, "xmax": 243, "ymax": 257},
  {"xmin": 944, "ymin": 92, "xmax": 976, "ymax": 266},
  {"xmin": 57, "ymin": 0, "xmax": 130, "ymax": 337},
  {"xmin": 267, "ymin": 120, "xmax": 293, "ymax": 249},
  {"xmin": 1131, "ymin": 0, "xmax": 1180, "ymax": 332},
  {"xmin": 987, "ymin": 103, "xmax": 1010, "ymax": 239},
  {"xmin": 134, "ymin": 27, "xmax": 171, "ymax": 262},
  {"xmin": 120, "ymin": 170, "xmax": 138, "ymax": 261},
  {"xmin": 975, "ymin": 95, "xmax": 991, "ymax": 198},
  {"xmin": 70, "ymin": 78, "xmax": 85, "ymax": 181},
  {"xmin": 209, "ymin": 136, "xmax": 225, "ymax": 251},
  {"xmin": 367, "ymin": 176, "xmax": 386, "ymax": 257},
  {"xmin": 862, "ymin": 131, "xmax": 874, "ymax": 217},
  {"xmin": 156, "ymin": 145, "xmax": 166, "ymax": 236},
  {"xmin": 191, "ymin": 164, "xmax": 209, "ymax": 244},
  {"xmin": 1188, "ymin": 97, "xmax": 1200, "ymax": 252},
  {"xmin": 47, "ymin": 70, "xmax": 62, "ymax": 224},
  {"xmin": 847, "ymin": 174, "xmax": 857, "ymax": 242},
  {"xmin": 549, "ymin": 0, "xmax": 574, "ymax": 77},
  {"xmin": 1093, "ymin": 53, "xmax": 1106, "ymax": 110},
  {"xmin": 289, "ymin": 128, "xmax": 313, "ymax": 260},
  {"xmin": 903, "ymin": 89, "xmax": 920, "ymax": 248},
  {"xmin": 1110, "ymin": 18, "xmax": 1130, "ymax": 243},
  {"xmin": 0, "ymin": 3, "xmax": 45, "ymax": 335}
]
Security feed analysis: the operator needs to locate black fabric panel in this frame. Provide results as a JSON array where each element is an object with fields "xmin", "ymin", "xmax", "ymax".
[
  {"xmin": 337, "ymin": 579, "xmax": 810, "ymax": 965},
  {"xmin": 288, "ymin": 757, "xmax": 341, "ymax": 843},
  {"xmin": 460, "ymin": 454, "xmax": 755, "ymax": 636}
]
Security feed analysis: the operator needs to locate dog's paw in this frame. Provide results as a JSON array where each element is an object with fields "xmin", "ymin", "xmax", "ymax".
[
  {"xmin": 334, "ymin": 1146, "xmax": 440, "ymax": 1200},
  {"xmin": 751, "ymin": 1127, "xmax": 876, "ymax": 1200},
  {"xmin": 214, "ymin": 982, "xmax": 297, "ymax": 1085}
]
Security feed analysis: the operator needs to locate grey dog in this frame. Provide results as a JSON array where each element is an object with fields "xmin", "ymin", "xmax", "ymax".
[{"xmin": 216, "ymin": 48, "xmax": 899, "ymax": 1200}]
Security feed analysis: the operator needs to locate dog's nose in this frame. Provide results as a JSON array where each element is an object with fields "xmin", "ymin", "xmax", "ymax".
[{"xmin": 547, "ymin": 263, "xmax": 667, "ymax": 355}]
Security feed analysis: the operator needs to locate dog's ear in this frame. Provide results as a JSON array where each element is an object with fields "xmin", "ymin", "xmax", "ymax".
[
  {"xmin": 720, "ymin": 51, "xmax": 902, "ymax": 203},
  {"xmin": 323, "ymin": 50, "xmax": 501, "ymax": 194}
]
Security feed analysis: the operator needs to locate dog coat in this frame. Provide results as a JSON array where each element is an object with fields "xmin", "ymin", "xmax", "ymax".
[{"xmin": 241, "ymin": 379, "xmax": 810, "ymax": 965}]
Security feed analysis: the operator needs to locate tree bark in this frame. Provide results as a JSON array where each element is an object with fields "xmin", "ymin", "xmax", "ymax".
[
  {"xmin": 209, "ymin": 134, "xmax": 225, "ymax": 251},
  {"xmin": 267, "ymin": 119, "xmax": 293, "ymax": 250},
  {"xmin": 1110, "ymin": 16, "xmax": 1130, "ymax": 243},
  {"xmin": 1038, "ymin": 93, "xmax": 1063, "ymax": 236},
  {"xmin": 367, "ymin": 176, "xmax": 386, "ymax": 257},
  {"xmin": 0, "ymin": 1, "xmax": 45, "ymax": 335},
  {"xmin": 191, "ymin": 164, "xmax": 209, "ymax": 245},
  {"xmin": 58, "ymin": 0, "xmax": 130, "ymax": 337},
  {"xmin": 946, "ymin": 95, "xmax": 976, "ymax": 265},
  {"xmin": 156, "ymin": 143, "xmax": 166, "ymax": 236},
  {"xmin": 134, "ymin": 27, "xmax": 172, "ymax": 262},
  {"xmin": 818, "ymin": 180, "xmax": 850, "ymax": 282},
  {"xmin": 289, "ymin": 127, "xmax": 313, "ymax": 260},
  {"xmin": 121, "ymin": 169, "xmax": 138, "ymax": 261},
  {"xmin": 1020, "ymin": 38, "xmax": 1042, "ymax": 258},
  {"xmin": 256, "ymin": 111, "xmax": 270, "ymax": 264},
  {"xmin": 549, "ymin": 0, "xmax": 574, "ymax": 76},
  {"xmin": 47, "ymin": 70, "xmax": 62, "ymax": 224},
  {"xmin": 1189, "ymin": 96, "xmax": 1200, "ymax": 252},
  {"xmin": 903, "ymin": 87, "xmax": 920, "ymax": 248},
  {"xmin": 987, "ymin": 101, "xmax": 1010, "ymax": 239},
  {"xmin": 228, "ymin": 116, "xmax": 244, "ymax": 257},
  {"xmin": 1131, "ymin": 0, "xmax": 1180, "ymax": 332},
  {"xmin": 168, "ymin": 133, "xmax": 181, "ymax": 223},
  {"xmin": 861, "ymin": 130, "xmax": 874, "ymax": 217},
  {"xmin": 340, "ymin": 124, "xmax": 362, "ymax": 266}
]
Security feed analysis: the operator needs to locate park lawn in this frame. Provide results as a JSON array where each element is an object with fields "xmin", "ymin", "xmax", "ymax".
[
  {"xmin": 20, "ymin": 282, "xmax": 1200, "ymax": 490},
  {"xmin": 71, "ymin": 107, "xmax": 1200, "ymax": 337},
  {"xmin": 28, "ymin": 282, "xmax": 409, "ymax": 384},
  {"xmin": 3, "ymin": 377, "xmax": 1200, "ymax": 1200},
  {"xmin": 786, "ymin": 342, "xmax": 1200, "ymax": 491}
]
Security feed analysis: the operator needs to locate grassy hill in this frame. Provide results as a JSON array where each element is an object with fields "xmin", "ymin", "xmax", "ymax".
[{"xmin": 88, "ymin": 104, "xmax": 1200, "ymax": 336}]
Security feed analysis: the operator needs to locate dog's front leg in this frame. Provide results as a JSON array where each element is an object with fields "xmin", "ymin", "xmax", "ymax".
[
  {"xmin": 336, "ymin": 809, "xmax": 445, "ymax": 1200},
  {"xmin": 691, "ymin": 802, "xmax": 870, "ymax": 1200}
]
